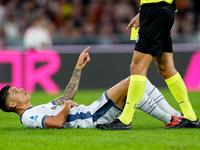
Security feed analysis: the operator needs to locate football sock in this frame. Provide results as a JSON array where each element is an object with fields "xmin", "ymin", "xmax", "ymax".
[
  {"xmin": 119, "ymin": 75, "xmax": 146, "ymax": 125},
  {"xmin": 145, "ymin": 79, "xmax": 181, "ymax": 117},
  {"xmin": 165, "ymin": 72, "xmax": 197, "ymax": 121},
  {"xmin": 138, "ymin": 93, "xmax": 172, "ymax": 124}
]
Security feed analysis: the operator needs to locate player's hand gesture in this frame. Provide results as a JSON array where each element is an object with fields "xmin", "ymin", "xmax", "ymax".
[
  {"xmin": 76, "ymin": 46, "xmax": 90, "ymax": 69},
  {"xmin": 126, "ymin": 12, "xmax": 140, "ymax": 30}
]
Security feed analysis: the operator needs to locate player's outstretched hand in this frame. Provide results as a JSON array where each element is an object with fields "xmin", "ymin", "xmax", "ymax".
[
  {"xmin": 76, "ymin": 46, "xmax": 91, "ymax": 69},
  {"xmin": 126, "ymin": 13, "xmax": 140, "ymax": 30}
]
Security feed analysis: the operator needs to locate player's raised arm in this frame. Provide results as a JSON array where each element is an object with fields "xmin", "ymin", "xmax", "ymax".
[{"xmin": 54, "ymin": 46, "xmax": 91, "ymax": 105}]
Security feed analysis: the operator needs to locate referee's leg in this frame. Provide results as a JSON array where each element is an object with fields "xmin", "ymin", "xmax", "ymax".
[
  {"xmin": 155, "ymin": 52, "xmax": 197, "ymax": 121},
  {"xmin": 119, "ymin": 51, "xmax": 153, "ymax": 125}
]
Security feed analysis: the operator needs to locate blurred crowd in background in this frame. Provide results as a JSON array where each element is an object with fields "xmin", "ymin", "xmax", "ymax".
[{"xmin": 0, "ymin": 0, "xmax": 200, "ymax": 50}]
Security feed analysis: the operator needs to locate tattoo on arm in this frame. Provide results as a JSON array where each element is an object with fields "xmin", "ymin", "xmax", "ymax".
[
  {"xmin": 63, "ymin": 69, "xmax": 81, "ymax": 99},
  {"xmin": 54, "ymin": 69, "xmax": 82, "ymax": 105},
  {"xmin": 54, "ymin": 96, "xmax": 67, "ymax": 106}
]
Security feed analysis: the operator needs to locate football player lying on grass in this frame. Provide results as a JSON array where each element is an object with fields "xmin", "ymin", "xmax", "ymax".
[{"xmin": 0, "ymin": 46, "xmax": 184, "ymax": 129}]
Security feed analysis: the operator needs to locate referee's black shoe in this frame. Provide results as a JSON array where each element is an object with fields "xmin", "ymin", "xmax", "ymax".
[
  {"xmin": 166, "ymin": 117, "xmax": 200, "ymax": 129},
  {"xmin": 96, "ymin": 119, "xmax": 132, "ymax": 130}
]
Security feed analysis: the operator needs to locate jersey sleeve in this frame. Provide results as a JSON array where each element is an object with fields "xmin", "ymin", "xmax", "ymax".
[
  {"xmin": 20, "ymin": 102, "xmax": 63, "ymax": 128},
  {"xmin": 21, "ymin": 110, "xmax": 48, "ymax": 129}
]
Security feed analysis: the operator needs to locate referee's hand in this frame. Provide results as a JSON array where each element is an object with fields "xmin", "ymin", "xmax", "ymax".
[{"xmin": 126, "ymin": 13, "xmax": 140, "ymax": 30}]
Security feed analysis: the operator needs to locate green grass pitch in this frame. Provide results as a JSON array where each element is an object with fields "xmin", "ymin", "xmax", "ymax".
[{"xmin": 0, "ymin": 88, "xmax": 200, "ymax": 150}]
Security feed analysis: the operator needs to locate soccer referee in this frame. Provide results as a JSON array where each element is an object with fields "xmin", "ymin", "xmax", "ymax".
[{"xmin": 96, "ymin": 0, "xmax": 200, "ymax": 130}]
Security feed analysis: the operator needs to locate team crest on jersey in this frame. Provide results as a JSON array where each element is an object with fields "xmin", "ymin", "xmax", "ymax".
[
  {"xmin": 51, "ymin": 106, "xmax": 57, "ymax": 110},
  {"xmin": 30, "ymin": 115, "xmax": 38, "ymax": 121}
]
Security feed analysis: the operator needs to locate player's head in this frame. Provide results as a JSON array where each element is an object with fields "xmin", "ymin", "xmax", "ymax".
[
  {"xmin": 0, "ymin": 85, "xmax": 31, "ymax": 112},
  {"xmin": 0, "ymin": 85, "xmax": 12, "ymax": 112}
]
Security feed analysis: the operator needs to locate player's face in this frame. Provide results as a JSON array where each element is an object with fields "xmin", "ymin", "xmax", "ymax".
[{"xmin": 7, "ymin": 87, "xmax": 31, "ymax": 104}]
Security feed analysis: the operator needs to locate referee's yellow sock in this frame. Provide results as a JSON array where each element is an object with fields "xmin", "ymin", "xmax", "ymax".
[
  {"xmin": 165, "ymin": 72, "xmax": 197, "ymax": 121},
  {"xmin": 119, "ymin": 75, "xmax": 147, "ymax": 125}
]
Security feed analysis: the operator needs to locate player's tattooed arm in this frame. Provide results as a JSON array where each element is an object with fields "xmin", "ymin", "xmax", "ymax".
[
  {"xmin": 54, "ymin": 46, "xmax": 90, "ymax": 106},
  {"xmin": 54, "ymin": 69, "xmax": 82, "ymax": 105}
]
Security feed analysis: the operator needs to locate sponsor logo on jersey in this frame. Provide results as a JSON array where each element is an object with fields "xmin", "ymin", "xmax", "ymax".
[{"xmin": 30, "ymin": 115, "xmax": 38, "ymax": 121}]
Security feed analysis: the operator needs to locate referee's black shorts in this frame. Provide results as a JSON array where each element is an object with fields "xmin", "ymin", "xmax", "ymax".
[{"xmin": 135, "ymin": 2, "xmax": 174, "ymax": 58}]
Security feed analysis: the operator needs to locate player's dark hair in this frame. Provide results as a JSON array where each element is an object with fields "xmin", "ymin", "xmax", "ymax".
[{"xmin": 0, "ymin": 85, "xmax": 12, "ymax": 112}]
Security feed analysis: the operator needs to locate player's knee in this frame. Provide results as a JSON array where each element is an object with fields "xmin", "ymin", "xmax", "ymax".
[
  {"xmin": 124, "ymin": 76, "xmax": 130, "ymax": 83},
  {"xmin": 124, "ymin": 77, "xmax": 130, "ymax": 87},
  {"xmin": 118, "ymin": 77, "xmax": 130, "ymax": 89}
]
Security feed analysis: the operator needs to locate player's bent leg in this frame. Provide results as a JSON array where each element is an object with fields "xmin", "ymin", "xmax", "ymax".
[
  {"xmin": 96, "ymin": 52, "xmax": 153, "ymax": 130},
  {"xmin": 106, "ymin": 77, "xmax": 130, "ymax": 109},
  {"xmin": 96, "ymin": 77, "xmax": 133, "ymax": 130},
  {"xmin": 96, "ymin": 92, "xmax": 181, "ymax": 130}
]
